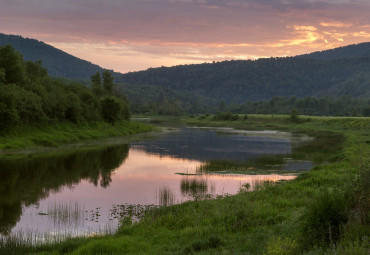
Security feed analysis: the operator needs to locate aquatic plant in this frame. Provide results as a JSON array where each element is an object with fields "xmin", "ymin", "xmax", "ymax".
[{"xmin": 156, "ymin": 186, "xmax": 175, "ymax": 206}]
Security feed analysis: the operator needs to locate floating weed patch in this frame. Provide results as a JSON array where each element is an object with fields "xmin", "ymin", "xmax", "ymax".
[{"xmin": 109, "ymin": 204, "xmax": 158, "ymax": 223}]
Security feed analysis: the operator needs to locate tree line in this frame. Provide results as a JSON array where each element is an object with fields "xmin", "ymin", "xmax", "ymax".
[
  {"xmin": 116, "ymin": 56, "xmax": 370, "ymax": 103},
  {"xmin": 116, "ymin": 81, "xmax": 370, "ymax": 117},
  {"xmin": 231, "ymin": 96, "xmax": 370, "ymax": 117},
  {"xmin": 0, "ymin": 45, "xmax": 129, "ymax": 132}
]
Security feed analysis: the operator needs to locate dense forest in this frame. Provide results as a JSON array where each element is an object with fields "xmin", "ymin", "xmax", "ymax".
[
  {"xmin": 231, "ymin": 96, "xmax": 370, "ymax": 117},
  {"xmin": 116, "ymin": 56, "xmax": 370, "ymax": 103},
  {"xmin": 0, "ymin": 33, "xmax": 109, "ymax": 80},
  {"xmin": 0, "ymin": 45, "xmax": 130, "ymax": 132},
  {"xmin": 301, "ymin": 42, "xmax": 370, "ymax": 60},
  {"xmin": 1, "ymin": 33, "xmax": 370, "ymax": 117}
]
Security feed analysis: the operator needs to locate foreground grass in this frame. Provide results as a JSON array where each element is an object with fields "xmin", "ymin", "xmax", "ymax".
[
  {"xmin": 1, "ymin": 115, "xmax": 369, "ymax": 254},
  {"xmin": 0, "ymin": 121, "xmax": 154, "ymax": 151}
]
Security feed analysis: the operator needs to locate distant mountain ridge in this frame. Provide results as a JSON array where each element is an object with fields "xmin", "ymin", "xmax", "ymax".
[
  {"xmin": 300, "ymin": 42, "xmax": 370, "ymax": 60},
  {"xmin": 0, "ymin": 33, "xmax": 106, "ymax": 80},
  {"xmin": 116, "ymin": 54, "xmax": 370, "ymax": 102},
  {"xmin": 1, "ymin": 32, "xmax": 369, "ymax": 103}
]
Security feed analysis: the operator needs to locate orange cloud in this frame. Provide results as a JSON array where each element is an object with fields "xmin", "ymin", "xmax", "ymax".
[
  {"xmin": 320, "ymin": 22, "xmax": 352, "ymax": 28},
  {"xmin": 1, "ymin": 0, "xmax": 369, "ymax": 73}
]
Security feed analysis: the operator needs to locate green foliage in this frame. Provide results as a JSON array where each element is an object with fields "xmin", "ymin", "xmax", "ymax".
[
  {"xmin": 0, "ymin": 44, "xmax": 26, "ymax": 85},
  {"xmin": 219, "ymin": 100, "xmax": 226, "ymax": 112},
  {"xmin": 237, "ymin": 96, "xmax": 370, "ymax": 117},
  {"xmin": 301, "ymin": 189, "xmax": 348, "ymax": 248},
  {"xmin": 1, "ymin": 33, "xmax": 370, "ymax": 117},
  {"xmin": 90, "ymin": 71, "xmax": 104, "ymax": 96},
  {"xmin": 290, "ymin": 108, "xmax": 299, "ymax": 123},
  {"xmin": 0, "ymin": 45, "xmax": 131, "ymax": 132},
  {"xmin": 0, "ymin": 121, "xmax": 153, "ymax": 151},
  {"xmin": 102, "ymin": 70, "xmax": 114, "ymax": 94},
  {"xmin": 212, "ymin": 112, "xmax": 239, "ymax": 121},
  {"xmin": 363, "ymin": 106, "xmax": 370, "ymax": 117},
  {"xmin": 117, "ymin": 54, "xmax": 370, "ymax": 104},
  {"xmin": 100, "ymin": 96, "xmax": 122, "ymax": 124},
  {"xmin": 0, "ymin": 117, "xmax": 369, "ymax": 254},
  {"xmin": 265, "ymin": 237, "xmax": 298, "ymax": 255},
  {"xmin": 0, "ymin": 68, "xmax": 5, "ymax": 85}
]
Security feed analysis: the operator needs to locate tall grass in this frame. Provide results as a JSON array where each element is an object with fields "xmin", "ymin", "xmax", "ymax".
[{"xmin": 0, "ymin": 121, "xmax": 154, "ymax": 151}]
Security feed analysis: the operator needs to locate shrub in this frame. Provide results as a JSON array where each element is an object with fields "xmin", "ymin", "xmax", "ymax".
[
  {"xmin": 290, "ymin": 108, "xmax": 300, "ymax": 123},
  {"xmin": 301, "ymin": 189, "xmax": 348, "ymax": 248},
  {"xmin": 212, "ymin": 112, "xmax": 239, "ymax": 121},
  {"xmin": 100, "ymin": 96, "xmax": 122, "ymax": 124}
]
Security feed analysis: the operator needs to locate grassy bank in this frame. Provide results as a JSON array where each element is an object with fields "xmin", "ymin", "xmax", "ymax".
[
  {"xmin": 1, "ymin": 115, "xmax": 369, "ymax": 254},
  {"xmin": 0, "ymin": 121, "xmax": 154, "ymax": 151}
]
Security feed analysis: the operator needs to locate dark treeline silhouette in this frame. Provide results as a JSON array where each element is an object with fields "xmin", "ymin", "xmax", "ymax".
[
  {"xmin": 232, "ymin": 96, "xmax": 370, "ymax": 117},
  {"xmin": 301, "ymin": 42, "xmax": 370, "ymax": 60},
  {"xmin": 118, "ymin": 88, "xmax": 369, "ymax": 117},
  {"xmin": 0, "ymin": 45, "xmax": 130, "ymax": 132}
]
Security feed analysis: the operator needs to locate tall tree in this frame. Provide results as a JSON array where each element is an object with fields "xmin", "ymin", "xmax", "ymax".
[
  {"xmin": 102, "ymin": 70, "xmax": 114, "ymax": 94},
  {"xmin": 91, "ymin": 72, "xmax": 103, "ymax": 96},
  {"xmin": 0, "ymin": 45, "xmax": 27, "ymax": 85},
  {"xmin": 0, "ymin": 68, "xmax": 5, "ymax": 85}
]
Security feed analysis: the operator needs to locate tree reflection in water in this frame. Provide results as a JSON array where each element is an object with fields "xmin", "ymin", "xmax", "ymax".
[{"xmin": 0, "ymin": 144, "xmax": 129, "ymax": 234}]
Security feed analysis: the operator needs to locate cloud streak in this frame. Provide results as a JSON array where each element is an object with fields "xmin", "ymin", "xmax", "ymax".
[{"xmin": 0, "ymin": 0, "xmax": 369, "ymax": 72}]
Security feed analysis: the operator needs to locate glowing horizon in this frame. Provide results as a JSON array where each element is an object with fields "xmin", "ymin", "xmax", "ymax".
[{"xmin": 1, "ymin": 0, "xmax": 369, "ymax": 73}]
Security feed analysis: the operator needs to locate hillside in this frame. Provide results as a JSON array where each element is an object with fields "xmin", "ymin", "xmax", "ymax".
[
  {"xmin": 0, "ymin": 33, "xmax": 106, "ymax": 80},
  {"xmin": 300, "ymin": 42, "xmax": 370, "ymax": 60},
  {"xmin": 116, "ymin": 55, "xmax": 370, "ymax": 102},
  {"xmin": 1, "ymin": 32, "xmax": 369, "ymax": 110}
]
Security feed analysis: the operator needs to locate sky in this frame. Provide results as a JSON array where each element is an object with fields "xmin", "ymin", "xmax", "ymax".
[{"xmin": 1, "ymin": 0, "xmax": 370, "ymax": 73}]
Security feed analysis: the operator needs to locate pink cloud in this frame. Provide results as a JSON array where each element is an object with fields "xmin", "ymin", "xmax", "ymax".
[{"xmin": 0, "ymin": 0, "xmax": 369, "ymax": 72}]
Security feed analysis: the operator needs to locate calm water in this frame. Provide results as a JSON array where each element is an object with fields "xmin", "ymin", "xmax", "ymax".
[{"xmin": 0, "ymin": 127, "xmax": 312, "ymax": 240}]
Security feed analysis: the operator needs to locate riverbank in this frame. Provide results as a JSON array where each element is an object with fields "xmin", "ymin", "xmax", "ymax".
[
  {"xmin": 1, "ymin": 115, "xmax": 369, "ymax": 254},
  {"xmin": 0, "ymin": 121, "xmax": 154, "ymax": 152}
]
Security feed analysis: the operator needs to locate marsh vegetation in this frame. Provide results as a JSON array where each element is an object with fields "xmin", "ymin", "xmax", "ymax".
[{"xmin": 0, "ymin": 115, "xmax": 368, "ymax": 254}]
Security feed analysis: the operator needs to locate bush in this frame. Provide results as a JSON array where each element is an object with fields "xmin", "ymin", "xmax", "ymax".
[
  {"xmin": 100, "ymin": 96, "xmax": 122, "ymax": 124},
  {"xmin": 290, "ymin": 108, "xmax": 300, "ymax": 123},
  {"xmin": 212, "ymin": 112, "xmax": 239, "ymax": 121},
  {"xmin": 301, "ymin": 189, "xmax": 348, "ymax": 248}
]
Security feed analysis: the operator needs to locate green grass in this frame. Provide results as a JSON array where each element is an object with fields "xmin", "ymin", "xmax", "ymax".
[
  {"xmin": 0, "ymin": 121, "xmax": 154, "ymax": 152},
  {"xmin": 1, "ymin": 115, "xmax": 369, "ymax": 254}
]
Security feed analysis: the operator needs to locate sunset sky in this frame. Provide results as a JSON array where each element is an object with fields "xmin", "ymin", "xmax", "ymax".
[{"xmin": 1, "ymin": 0, "xmax": 370, "ymax": 73}]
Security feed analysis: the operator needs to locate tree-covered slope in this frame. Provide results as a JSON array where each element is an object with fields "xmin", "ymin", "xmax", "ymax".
[
  {"xmin": 0, "ymin": 33, "xmax": 106, "ymax": 80},
  {"xmin": 300, "ymin": 42, "xmax": 370, "ymax": 60},
  {"xmin": 116, "ymin": 55, "xmax": 370, "ymax": 102},
  {"xmin": 2, "ymin": 32, "xmax": 369, "ymax": 103},
  {"xmin": 0, "ymin": 45, "xmax": 130, "ymax": 132}
]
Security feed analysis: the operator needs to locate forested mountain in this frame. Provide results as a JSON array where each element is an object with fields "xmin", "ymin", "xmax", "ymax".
[
  {"xmin": 116, "ymin": 55, "xmax": 370, "ymax": 102},
  {"xmin": 0, "ymin": 33, "xmax": 107, "ymax": 80},
  {"xmin": 1, "ymin": 32, "xmax": 369, "ymax": 116},
  {"xmin": 300, "ymin": 42, "xmax": 370, "ymax": 60}
]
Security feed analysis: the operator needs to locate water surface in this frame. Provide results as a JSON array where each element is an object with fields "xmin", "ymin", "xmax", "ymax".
[{"xmin": 0, "ymin": 127, "xmax": 312, "ymax": 240}]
